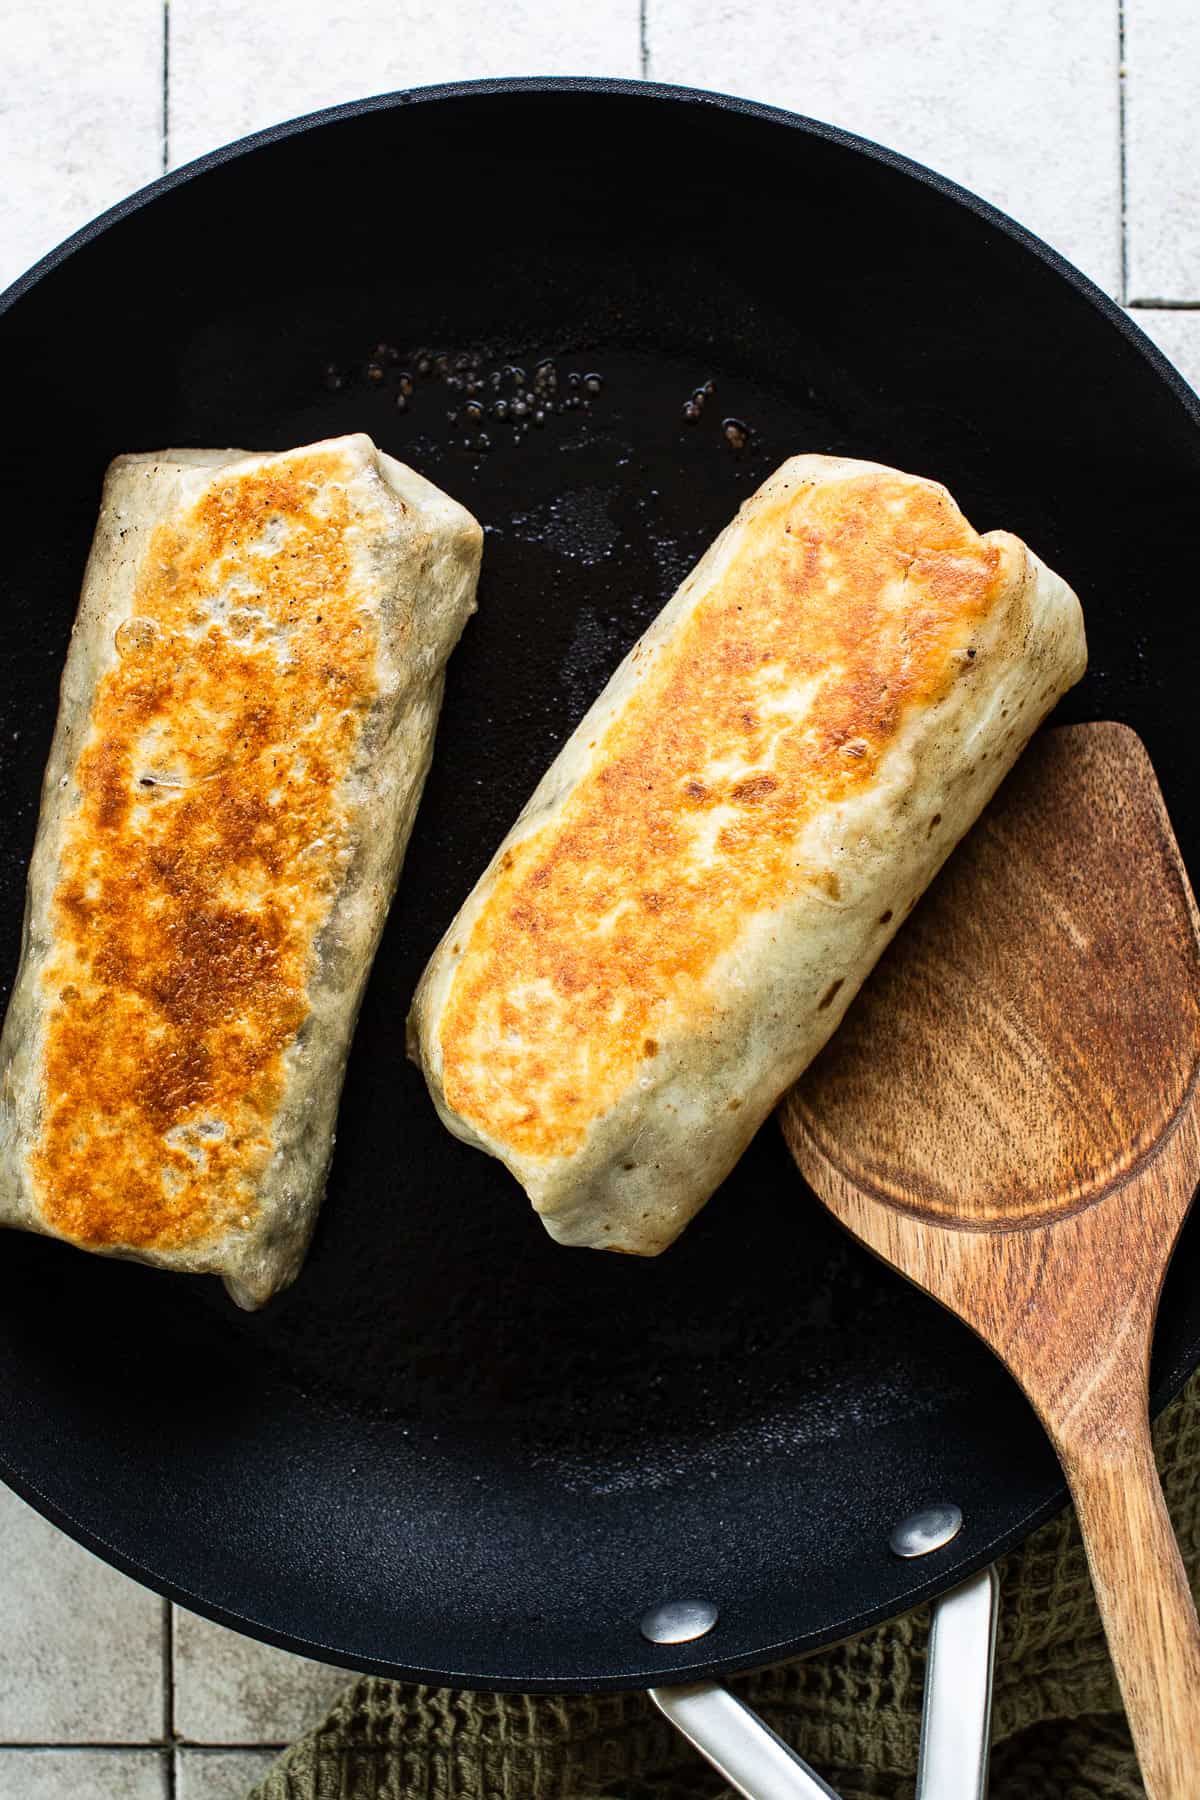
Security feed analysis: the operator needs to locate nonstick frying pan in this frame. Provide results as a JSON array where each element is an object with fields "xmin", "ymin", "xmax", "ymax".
[{"xmin": 1, "ymin": 78, "xmax": 1199, "ymax": 1698}]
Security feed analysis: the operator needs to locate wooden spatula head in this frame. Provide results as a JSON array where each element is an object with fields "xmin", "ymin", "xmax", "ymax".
[
  {"xmin": 781, "ymin": 721, "xmax": 1200, "ymax": 1800},
  {"xmin": 785, "ymin": 720, "xmax": 1200, "ymax": 1232}
]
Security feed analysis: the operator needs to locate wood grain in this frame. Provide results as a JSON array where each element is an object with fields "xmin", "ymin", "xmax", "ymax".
[{"xmin": 781, "ymin": 720, "xmax": 1200, "ymax": 1800}]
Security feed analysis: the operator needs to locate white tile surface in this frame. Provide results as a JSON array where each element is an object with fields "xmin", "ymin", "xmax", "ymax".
[
  {"xmin": 168, "ymin": 0, "xmax": 640, "ymax": 168},
  {"xmin": 176, "ymin": 1748, "xmax": 280, "ymax": 1798},
  {"xmin": 0, "ymin": 1484, "xmax": 163, "ymax": 1743},
  {"xmin": 173, "ymin": 1607, "xmax": 348, "ymax": 1745},
  {"xmin": 0, "ymin": 0, "xmax": 1197, "ymax": 1782},
  {"xmin": 1126, "ymin": 0, "xmax": 1200, "ymax": 301},
  {"xmin": 0, "ymin": 0, "xmax": 163, "ymax": 292},
  {"xmin": 0, "ymin": 1749, "xmax": 165, "ymax": 1800},
  {"xmin": 647, "ymin": 0, "xmax": 1121, "ymax": 296},
  {"xmin": 1129, "ymin": 308, "xmax": 1200, "ymax": 396}
]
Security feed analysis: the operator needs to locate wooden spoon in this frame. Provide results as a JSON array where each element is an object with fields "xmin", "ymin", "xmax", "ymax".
[{"xmin": 780, "ymin": 721, "xmax": 1200, "ymax": 1800}]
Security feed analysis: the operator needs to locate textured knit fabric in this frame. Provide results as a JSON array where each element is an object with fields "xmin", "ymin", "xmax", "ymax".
[{"xmin": 250, "ymin": 1369, "xmax": 1200, "ymax": 1800}]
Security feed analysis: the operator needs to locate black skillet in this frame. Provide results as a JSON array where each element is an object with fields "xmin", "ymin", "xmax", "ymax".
[{"xmin": 1, "ymin": 78, "xmax": 1199, "ymax": 1693}]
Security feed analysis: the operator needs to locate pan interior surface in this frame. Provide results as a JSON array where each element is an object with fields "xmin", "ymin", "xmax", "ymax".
[{"xmin": 1, "ymin": 82, "xmax": 1199, "ymax": 1690}]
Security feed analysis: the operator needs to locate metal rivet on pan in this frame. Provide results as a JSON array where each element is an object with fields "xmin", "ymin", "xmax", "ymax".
[
  {"xmin": 889, "ymin": 1504, "xmax": 964, "ymax": 1558},
  {"xmin": 640, "ymin": 1599, "xmax": 720, "ymax": 1644}
]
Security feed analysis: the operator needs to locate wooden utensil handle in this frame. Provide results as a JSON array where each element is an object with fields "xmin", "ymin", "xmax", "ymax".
[{"xmin": 1058, "ymin": 1407, "xmax": 1200, "ymax": 1800}]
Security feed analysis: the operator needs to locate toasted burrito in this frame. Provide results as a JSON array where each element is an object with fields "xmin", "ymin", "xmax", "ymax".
[
  {"xmin": 0, "ymin": 434, "xmax": 481, "ymax": 1308},
  {"xmin": 409, "ymin": 455, "xmax": 1086, "ymax": 1255}
]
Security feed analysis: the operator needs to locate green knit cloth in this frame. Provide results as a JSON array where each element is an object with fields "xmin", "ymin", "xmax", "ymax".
[{"xmin": 250, "ymin": 1369, "xmax": 1200, "ymax": 1800}]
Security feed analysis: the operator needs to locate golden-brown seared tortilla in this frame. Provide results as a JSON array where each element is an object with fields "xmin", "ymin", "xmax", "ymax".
[
  {"xmin": 409, "ymin": 455, "xmax": 1086, "ymax": 1255},
  {"xmin": 0, "ymin": 434, "xmax": 481, "ymax": 1307}
]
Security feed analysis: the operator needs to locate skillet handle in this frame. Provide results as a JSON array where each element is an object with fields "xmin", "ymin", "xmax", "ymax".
[
  {"xmin": 647, "ymin": 1681, "xmax": 840, "ymax": 1799},
  {"xmin": 915, "ymin": 1566, "xmax": 999, "ymax": 1800},
  {"xmin": 647, "ymin": 1565, "xmax": 999, "ymax": 1800}
]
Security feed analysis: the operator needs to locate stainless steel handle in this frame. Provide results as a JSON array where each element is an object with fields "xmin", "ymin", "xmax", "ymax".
[
  {"xmin": 915, "ymin": 1565, "xmax": 999, "ymax": 1800},
  {"xmin": 648, "ymin": 1680, "xmax": 840, "ymax": 1800},
  {"xmin": 648, "ymin": 1565, "xmax": 1000, "ymax": 1800}
]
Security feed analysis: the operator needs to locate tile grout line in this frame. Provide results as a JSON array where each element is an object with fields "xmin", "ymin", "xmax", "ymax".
[
  {"xmin": 175, "ymin": 1744, "xmax": 289, "ymax": 1753},
  {"xmin": 0, "ymin": 1742, "xmax": 288, "ymax": 1753},
  {"xmin": 638, "ymin": 0, "xmax": 649, "ymax": 78},
  {"xmin": 1117, "ymin": 0, "xmax": 1128, "ymax": 306},
  {"xmin": 165, "ymin": 1605, "xmax": 177, "ymax": 1800},
  {"xmin": 164, "ymin": 1600, "xmax": 177, "ymax": 1798},
  {"xmin": 1128, "ymin": 298, "xmax": 1200, "ymax": 311},
  {"xmin": 162, "ymin": 0, "xmax": 171, "ymax": 173}
]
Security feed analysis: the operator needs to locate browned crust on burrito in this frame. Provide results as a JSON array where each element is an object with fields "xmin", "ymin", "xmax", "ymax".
[
  {"xmin": 32, "ymin": 450, "xmax": 379, "ymax": 1250},
  {"xmin": 438, "ymin": 472, "xmax": 1010, "ymax": 1159}
]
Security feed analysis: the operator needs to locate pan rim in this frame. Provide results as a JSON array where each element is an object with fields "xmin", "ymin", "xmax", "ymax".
[
  {"xmin": 3, "ymin": 1318, "xmax": 1198, "ymax": 1692},
  {"xmin": 1, "ymin": 75, "xmax": 1199, "ymax": 1693},
  {"xmin": 2, "ymin": 74, "xmax": 1197, "ymax": 436}
]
